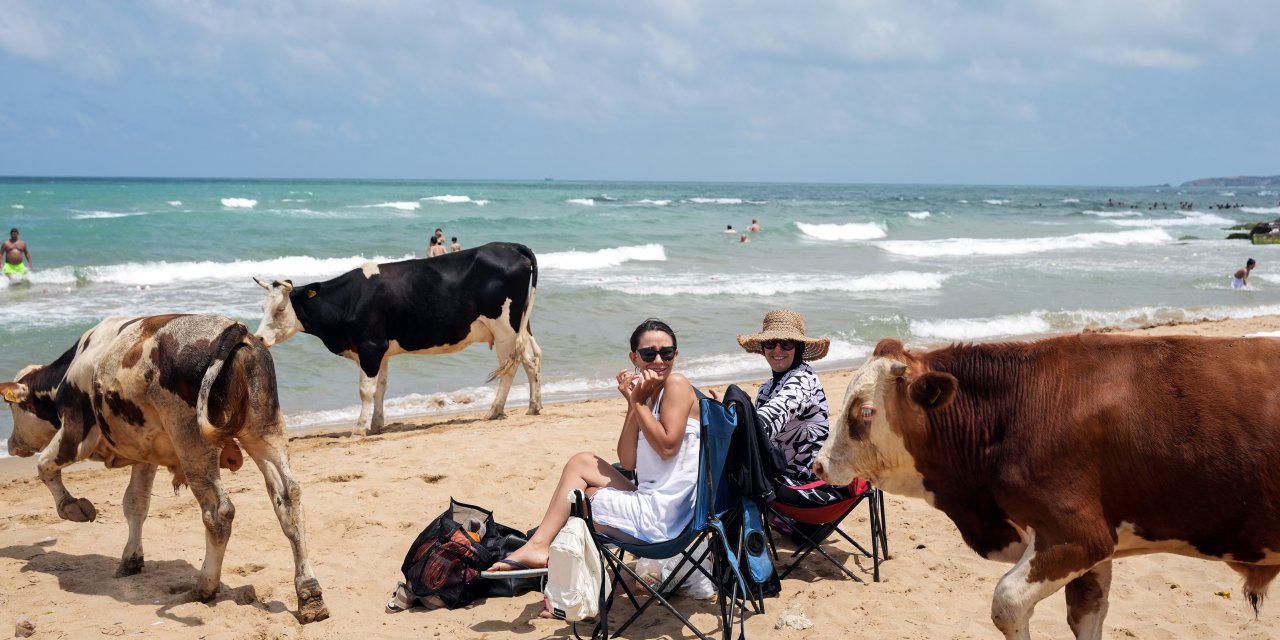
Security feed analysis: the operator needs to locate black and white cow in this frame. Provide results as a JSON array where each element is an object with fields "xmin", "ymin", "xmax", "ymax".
[
  {"xmin": 0, "ymin": 314, "xmax": 328, "ymax": 622},
  {"xmin": 254, "ymin": 241, "xmax": 541, "ymax": 434}
]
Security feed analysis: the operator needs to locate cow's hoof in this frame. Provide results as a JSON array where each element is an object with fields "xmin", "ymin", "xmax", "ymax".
[
  {"xmin": 486, "ymin": 412, "xmax": 507, "ymax": 420},
  {"xmin": 189, "ymin": 581, "xmax": 220, "ymax": 602},
  {"xmin": 527, "ymin": 407, "xmax": 542, "ymax": 416},
  {"xmin": 114, "ymin": 554, "xmax": 144, "ymax": 577},
  {"xmin": 364, "ymin": 427, "xmax": 383, "ymax": 436},
  {"xmin": 58, "ymin": 497, "xmax": 97, "ymax": 522},
  {"xmin": 296, "ymin": 581, "xmax": 329, "ymax": 623}
]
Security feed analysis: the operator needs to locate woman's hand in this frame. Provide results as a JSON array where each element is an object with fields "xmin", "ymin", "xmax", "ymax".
[
  {"xmin": 616, "ymin": 369, "xmax": 640, "ymax": 399},
  {"xmin": 630, "ymin": 368, "xmax": 664, "ymax": 404}
]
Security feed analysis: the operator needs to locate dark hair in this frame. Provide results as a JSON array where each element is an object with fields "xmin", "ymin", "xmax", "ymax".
[
  {"xmin": 9, "ymin": 228, "xmax": 16, "ymax": 234},
  {"xmin": 630, "ymin": 318, "xmax": 676, "ymax": 352},
  {"xmin": 1248, "ymin": 258, "xmax": 1257, "ymax": 267},
  {"xmin": 451, "ymin": 237, "xmax": 457, "ymax": 242}
]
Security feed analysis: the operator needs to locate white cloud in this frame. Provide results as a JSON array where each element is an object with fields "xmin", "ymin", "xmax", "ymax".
[{"xmin": 1082, "ymin": 45, "xmax": 1202, "ymax": 70}]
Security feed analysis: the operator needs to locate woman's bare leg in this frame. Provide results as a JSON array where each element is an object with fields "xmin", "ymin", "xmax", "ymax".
[{"xmin": 489, "ymin": 451, "xmax": 634, "ymax": 570}]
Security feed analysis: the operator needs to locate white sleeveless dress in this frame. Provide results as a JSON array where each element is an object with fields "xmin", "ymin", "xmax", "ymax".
[{"xmin": 590, "ymin": 389, "xmax": 701, "ymax": 543}]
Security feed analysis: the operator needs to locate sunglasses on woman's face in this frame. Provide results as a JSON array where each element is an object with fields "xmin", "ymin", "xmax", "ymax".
[
  {"xmin": 636, "ymin": 346, "xmax": 678, "ymax": 362},
  {"xmin": 761, "ymin": 340, "xmax": 796, "ymax": 351}
]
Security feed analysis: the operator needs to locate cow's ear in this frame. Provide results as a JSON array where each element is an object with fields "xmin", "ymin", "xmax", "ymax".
[
  {"xmin": 908, "ymin": 372, "xmax": 956, "ymax": 410},
  {"xmin": 0, "ymin": 382, "xmax": 29, "ymax": 404}
]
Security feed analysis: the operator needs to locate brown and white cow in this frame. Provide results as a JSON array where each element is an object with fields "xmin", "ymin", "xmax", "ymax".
[
  {"xmin": 814, "ymin": 334, "xmax": 1280, "ymax": 640},
  {"xmin": 1, "ymin": 314, "xmax": 328, "ymax": 623}
]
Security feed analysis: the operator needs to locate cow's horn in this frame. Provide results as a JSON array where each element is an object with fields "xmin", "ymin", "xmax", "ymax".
[
  {"xmin": 278, "ymin": 280, "xmax": 294, "ymax": 293},
  {"xmin": 254, "ymin": 277, "xmax": 271, "ymax": 290},
  {"xmin": 890, "ymin": 363, "xmax": 908, "ymax": 377}
]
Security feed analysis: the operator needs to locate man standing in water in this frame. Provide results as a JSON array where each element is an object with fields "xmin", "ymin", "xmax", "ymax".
[
  {"xmin": 1231, "ymin": 258, "xmax": 1256, "ymax": 289},
  {"xmin": 2, "ymin": 228, "xmax": 31, "ymax": 280}
]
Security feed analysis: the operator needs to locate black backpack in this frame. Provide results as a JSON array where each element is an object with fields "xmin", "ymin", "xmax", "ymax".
[{"xmin": 399, "ymin": 499, "xmax": 541, "ymax": 609}]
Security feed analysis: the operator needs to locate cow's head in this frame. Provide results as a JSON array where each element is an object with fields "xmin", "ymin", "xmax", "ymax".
[
  {"xmin": 254, "ymin": 278, "xmax": 301, "ymax": 348},
  {"xmin": 813, "ymin": 338, "xmax": 956, "ymax": 498},
  {"xmin": 2, "ymin": 365, "xmax": 59, "ymax": 457}
]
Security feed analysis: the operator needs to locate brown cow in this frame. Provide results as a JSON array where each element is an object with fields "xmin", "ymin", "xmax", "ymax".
[
  {"xmin": 1, "ymin": 314, "xmax": 328, "ymax": 623},
  {"xmin": 813, "ymin": 334, "xmax": 1280, "ymax": 639}
]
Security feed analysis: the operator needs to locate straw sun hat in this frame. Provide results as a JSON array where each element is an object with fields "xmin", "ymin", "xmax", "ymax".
[{"xmin": 736, "ymin": 309, "xmax": 830, "ymax": 361}]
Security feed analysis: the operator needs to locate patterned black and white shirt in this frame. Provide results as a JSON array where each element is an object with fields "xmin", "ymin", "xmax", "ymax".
[{"xmin": 755, "ymin": 363, "xmax": 829, "ymax": 486}]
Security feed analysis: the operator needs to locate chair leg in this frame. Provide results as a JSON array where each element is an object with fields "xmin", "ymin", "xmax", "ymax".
[{"xmin": 876, "ymin": 488, "xmax": 890, "ymax": 559}]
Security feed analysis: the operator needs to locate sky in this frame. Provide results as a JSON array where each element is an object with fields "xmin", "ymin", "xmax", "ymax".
[{"xmin": 1, "ymin": 1, "xmax": 1278, "ymax": 186}]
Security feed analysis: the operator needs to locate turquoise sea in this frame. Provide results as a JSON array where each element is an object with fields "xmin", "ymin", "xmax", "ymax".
[{"xmin": 3, "ymin": 177, "xmax": 1279, "ymax": 449}]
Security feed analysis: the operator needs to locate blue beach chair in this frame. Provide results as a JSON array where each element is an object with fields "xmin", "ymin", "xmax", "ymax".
[{"xmin": 575, "ymin": 389, "xmax": 757, "ymax": 640}]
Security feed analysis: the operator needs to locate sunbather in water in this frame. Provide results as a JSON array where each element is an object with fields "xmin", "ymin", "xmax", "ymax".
[{"xmin": 487, "ymin": 318, "xmax": 701, "ymax": 573}]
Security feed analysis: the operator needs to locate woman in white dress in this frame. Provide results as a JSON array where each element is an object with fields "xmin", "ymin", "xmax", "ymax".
[{"xmin": 487, "ymin": 318, "xmax": 701, "ymax": 573}]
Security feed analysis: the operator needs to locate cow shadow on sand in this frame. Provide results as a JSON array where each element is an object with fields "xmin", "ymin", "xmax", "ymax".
[
  {"xmin": 0, "ymin": 540, "xmax": 288, "ymax": 626},
  {"xmin": 376, "ymin": 415, "xmax": 489, "ymax": 435}
]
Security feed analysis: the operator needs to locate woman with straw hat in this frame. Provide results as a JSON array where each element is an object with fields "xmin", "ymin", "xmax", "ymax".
[{"xmin": 737, "ymin": 309, "xmax": 831, "ymax": 490}]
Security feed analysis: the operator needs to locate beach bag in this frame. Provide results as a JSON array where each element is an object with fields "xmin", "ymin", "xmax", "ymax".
[
  {"xmin": 398, "ymin": 499, "xmax": 495, "ymax": 610},
  {"xmin": 395, "ymin": 498, "xmax": 542, "ymax": 611},
  {"xmin": 544, "ymin": 515, "xmax": 609, "ymax": 622}
]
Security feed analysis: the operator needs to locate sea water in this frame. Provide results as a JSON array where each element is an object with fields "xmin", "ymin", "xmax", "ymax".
[{"xmin": 2, "ymin": 177, "xmax": 1278, "ymax": 448}]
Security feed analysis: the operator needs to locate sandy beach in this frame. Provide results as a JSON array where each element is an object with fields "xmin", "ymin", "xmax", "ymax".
[{"xmin": 3, "ymin": 316, "xmax": 1280, "ymax": 640}]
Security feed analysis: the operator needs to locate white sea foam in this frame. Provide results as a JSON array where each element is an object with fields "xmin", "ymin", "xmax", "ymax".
[
  {"xmin": 1259, "ymin": 190, "xmax": 1277, "ymax": 197},
  {"xmin": 911, "ymin": 303, "xmax": 1280, "ymax": 343},
  {"xmin": 11, "ymin": 204, "xmax": 24, "ymax": 209},
  {"xmin": 1082, "ymin": 210, "xmax": 1143, "ymax": 218},
  {"xmin": 540, "ymin": 244, "xmax": 666, "ymax": 270},
  {"xmin": 1247, "ymin": 331, "xmax": 1280, "ymax": 338},
  {"xmin": 912, "ymin": 313, "xmax": 1053, "ymax": 341},
  {"xmin": 167, "ymin": 200, "xmax": 182, "ymax": 206},
  {"xmin": 567, "ymin": 198, "xmax": 596, "ymax": 206},
  {"xmin": 638, "ymin": 199, "xmax": 672, "ymax": 206},
  {"xmin": 688, "ymin": 197, "xmax": 744, "ymax": 205},
  {"xmin": 1106, "ymin": 212, "xmax": 1234, "ymax": 228},
  {"xmin": 73, "ymin": 210, "xmax": 149, "ymax": 219},
  {"xmin": 1243, "ymin": 206, "xmax": 1280, "ymax": 215},
  {"xmin": 796, "ymin": 221, "xmax": 887, "ymax": 241},
  {"xmin": 878, "ymin": 229, "xmax": 1172, "ymax": 258},
  {"xmin": 1061, "ymin": 198, "xmax": 1080, "ymax": 203},
  {"xmin": 363, "ymin": 201, "xmax": 421, "ymax": 211},
  {"xmin": 422, "ymin": 195, "xmax": 474, "ymax": 204},
  {"xmin": 74, "ymin": 254, "xmax": 416, "ymax": 286},
  {"xmin": 984, "ymin": 199, "xmax": 1009, "ymax": 205},
  {"xmin": 221, "ymin": 197, "xmax": 257, "ymax": 209},
  {"xmin": 906, "ymin": 211, "xmax": 931, "ymax": 219},
  {"xmin": 1220, "ymin": 192, "xmax": 1235, "ymax": 197},
  {"xmin": 587, "ymin": 270, "xmax": 949, "ymax": 297}
]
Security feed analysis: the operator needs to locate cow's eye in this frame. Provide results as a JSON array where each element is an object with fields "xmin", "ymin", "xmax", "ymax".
[{"xmin": 860, "ymin": 404, "xmax": 875, "ymax": 419}]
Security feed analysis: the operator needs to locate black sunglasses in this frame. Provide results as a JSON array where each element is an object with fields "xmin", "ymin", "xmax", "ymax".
[
  {"xmin": 636, "ymin": 346, "xmax": 678, "ymax": 362},
  {"xmin": 761, "ymin": 340, "xmax": 796, "ymax": 351}
]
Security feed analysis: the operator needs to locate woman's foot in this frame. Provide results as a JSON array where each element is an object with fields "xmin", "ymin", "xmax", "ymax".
[{"xmin": 486, "ymin": 547, "xmax": 549, "ymax": 573}]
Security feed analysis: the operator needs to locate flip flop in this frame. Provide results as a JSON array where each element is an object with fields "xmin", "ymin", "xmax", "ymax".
[{"xmin": 481, "ymin": 557, "xmax": 549, "ymax": 579}]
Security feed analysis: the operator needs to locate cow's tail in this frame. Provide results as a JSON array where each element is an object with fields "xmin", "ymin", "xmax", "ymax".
[
  {"xmin": 487, "ymin": 244, "xmax": 538, "ymax": 382},
  {"xmin": 196, "ymin": 321, "xmax": 253, "ymax": 444}
]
